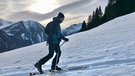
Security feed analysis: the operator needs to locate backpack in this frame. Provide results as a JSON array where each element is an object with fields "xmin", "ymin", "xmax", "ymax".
[{"xmin": 45, "ymin": 21, "xmax": 53, "ymax": 35}]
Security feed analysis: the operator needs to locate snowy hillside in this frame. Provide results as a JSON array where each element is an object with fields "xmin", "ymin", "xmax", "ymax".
[
  {"xmin": 62, "ymin": 23, "xmax": 82, "ymax": 36},
  {"xmin": 0, "ymin": 12, "xmax": 135, "ymax": 76}
]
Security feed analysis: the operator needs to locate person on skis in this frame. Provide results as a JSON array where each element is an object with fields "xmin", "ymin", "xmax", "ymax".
[{"xmin": 34, "ymin": 12, "xmax": 69, "ymax": 74}]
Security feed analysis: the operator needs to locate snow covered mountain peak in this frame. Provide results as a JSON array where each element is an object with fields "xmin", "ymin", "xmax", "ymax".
[
  {"xmin": 62, "ymin": 23, "xmax": 82, "ymax": 36},
  {"xmin": 0, "ymin": 18, "xmax": 14, "ymax": 28},
  {"xmin": 22, "ymin": 20, "xmax": 42, "ymax": 29},
  {"xmin": 0, "ymin": 20, "xmax": 47, "ymax": 53}
]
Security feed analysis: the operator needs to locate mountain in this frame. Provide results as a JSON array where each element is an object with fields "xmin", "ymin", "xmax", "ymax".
[
  {"xmin": 62, "ymin": 23, "xmax": 82, "ymax": 36},
  {"xmin": 0, "ymin": 12, "xmax": 135, "ymax": 76},
  {"xmin": 0, "ymin": 20, "xmax": 47, "ymax": 53},
  {"xmin": 0, "ymin": 19, "xmax": 82, "ymax": 53},
  {"xmin": 0, "ymin": 18, "xmax": 14, "ymax": 27}
]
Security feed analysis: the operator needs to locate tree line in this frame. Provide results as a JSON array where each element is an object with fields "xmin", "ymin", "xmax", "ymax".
[{"xmin": 80, "ymin": 0, "xmax": 135, "ymax": 32}]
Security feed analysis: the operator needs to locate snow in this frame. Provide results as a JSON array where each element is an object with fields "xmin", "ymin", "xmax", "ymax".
[
  {"xmin": 0, "ymin": 18, "xmax": 14, "ymax": 29},
  {"xmin": 0, "ymin": 12, "xmax": 135, "ymax": 76},
  {"xmin": 21, "ymin": 33, "xmax": 29, "ymax": 40}
]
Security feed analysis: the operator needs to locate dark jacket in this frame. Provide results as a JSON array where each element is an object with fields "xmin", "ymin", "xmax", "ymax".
[{"xmin": 47, "ymin": 17, "xmax": 66, "ymax": 44}]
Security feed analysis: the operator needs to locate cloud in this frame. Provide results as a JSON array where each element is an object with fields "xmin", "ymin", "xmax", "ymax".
[
  {"xmin": 6, "ymin": 0, "xmax": 94, "ymax": 21},
  {"xmin": 0, "ymin": 0, "xmax": 34, "ymax": 18},
  {"xmin": 1, "ymin": 0, "xmax": 108, "ymax": 28},
  {"xmin": 0, "ymin": 0, "xmax": 12, "ymax": 18}
]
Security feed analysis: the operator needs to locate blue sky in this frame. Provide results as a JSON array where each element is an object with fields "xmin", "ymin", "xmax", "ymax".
[{"xmin": 0, "ymin": 0, "xmax": 108, "ymax": 29}]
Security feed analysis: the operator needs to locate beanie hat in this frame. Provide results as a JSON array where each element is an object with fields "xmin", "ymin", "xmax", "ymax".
[{"xmin": 57, "ymin": 12, "xmax": 65, "ymax": 18}]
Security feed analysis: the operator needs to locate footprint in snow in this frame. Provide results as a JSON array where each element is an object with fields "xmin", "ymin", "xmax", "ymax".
[
  {"xmin": 15, "ymin": 60, "xmax": 21, "ymax": 63},
  {"xmin": 105, "ymin": 50, "xmax": 109, "ymax": 52},
  {"xmin": 113, "ymin": 53, "xmax": 118, "ymax": 56},
  {"xmin": 68, "ymin": 56, "xmax": 73, "ymax": 58}
]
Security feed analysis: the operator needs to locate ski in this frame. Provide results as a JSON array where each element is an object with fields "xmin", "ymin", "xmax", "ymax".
[
  {"xmin": 28, "ymin": 69, "xmax": 68, "ymax": 76},
  {"xmin": 28, "ymin": 65, "xmax": 87, "ymax": 76}
]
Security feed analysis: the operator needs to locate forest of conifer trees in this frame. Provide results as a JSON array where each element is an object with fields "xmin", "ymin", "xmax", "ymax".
[{"xmin": 80, "ymin": 0, "xmax": 135, "ymax": 32}]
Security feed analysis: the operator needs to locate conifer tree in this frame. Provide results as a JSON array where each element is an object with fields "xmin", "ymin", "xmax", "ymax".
[{"xmin": 80, "ymin": 21, "xmax": 87, "ymax": 32}]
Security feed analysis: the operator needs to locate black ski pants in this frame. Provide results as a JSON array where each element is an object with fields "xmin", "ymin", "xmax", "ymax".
[{"xmin": 38, "ymin": 43, "xmax": 61, "ymax": 68}]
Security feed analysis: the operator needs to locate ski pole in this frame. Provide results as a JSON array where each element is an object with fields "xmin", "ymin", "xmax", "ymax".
[
  {"xmin": 55, "ymin": 41, "xmax": 66, "ymax": 71},
  {"xmin": 60, "ymin": 41, "xmax": 66, "ymax": 47}
]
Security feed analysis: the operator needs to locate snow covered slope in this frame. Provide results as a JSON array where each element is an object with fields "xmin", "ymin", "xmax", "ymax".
[{"xmin": 0, "ymin": 12, "xmax": 135, "ymax": 76}]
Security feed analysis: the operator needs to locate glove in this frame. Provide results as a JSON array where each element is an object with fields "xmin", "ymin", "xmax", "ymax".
[
  {"xmin": 64, "ymin": 38, "xmax": 69, "ymax": 42},
  {"xmin": 58, "ymin": 38, "xmax": 61, "ymax": 42}
]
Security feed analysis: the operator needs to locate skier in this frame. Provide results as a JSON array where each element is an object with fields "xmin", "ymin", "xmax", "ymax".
[{"xmin": 34, "ymin": 12, "xmax": 69, "ymax": 74}]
